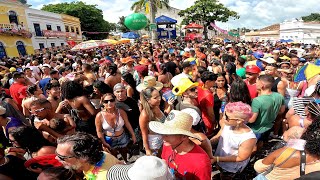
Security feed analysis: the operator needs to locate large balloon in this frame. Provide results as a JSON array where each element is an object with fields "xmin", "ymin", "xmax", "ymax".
[{"xmin": 124, "ymin": 13, "xmax": 148, "ymax": 30}]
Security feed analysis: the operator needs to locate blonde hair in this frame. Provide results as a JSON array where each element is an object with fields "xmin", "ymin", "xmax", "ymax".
[{"xmin": 140, "ymin": 87, "xmax": 157, "ymax": 120}]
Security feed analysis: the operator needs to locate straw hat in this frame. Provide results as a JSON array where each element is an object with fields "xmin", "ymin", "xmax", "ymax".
[
  {"xmin": 148, "ymin": 110, "xmax": 200, "ymax": 140},
  {"xmin": 121, "ymin": 57, "xmax": 134, "ymax": 64},
  {"xmin": 139, "ymin": 58, "xmax": 151, "ymax": 65},
  {"xmin": 172, "ymin": 78, "xmax": 198, "ymax": 96},
  {"xmin": 136, "ymin": 76, "xmax": 163, "ymax": 92},
  {"xmin": 107, "ymin": 156, "xmax": 173, "ymax": 180}
]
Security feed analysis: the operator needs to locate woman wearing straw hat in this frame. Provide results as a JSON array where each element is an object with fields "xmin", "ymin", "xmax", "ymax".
[
  {"xmin": 138, "ymin": 76, "xmax": 165, "ymax": 156},
  {"xmin": 211, "ymin": 102, "xmax": 257, "ymax": 179},
  {"xmin": 148, "ymin": 110, "xmax": 212, "ymax": 179}
]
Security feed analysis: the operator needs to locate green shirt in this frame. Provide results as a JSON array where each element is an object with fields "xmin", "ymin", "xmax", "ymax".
[
  {"xmin": 249, "ymin": 92, "xmax": 284, "ymax": 134},
  {"xmin": 236, "ymin": 67, "xmax": 246, "ymax": 79}
]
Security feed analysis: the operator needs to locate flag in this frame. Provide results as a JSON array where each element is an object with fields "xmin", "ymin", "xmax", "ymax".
[{"xmin": 145, "ymin": 2, "xmax": 150, "ymax": 14}]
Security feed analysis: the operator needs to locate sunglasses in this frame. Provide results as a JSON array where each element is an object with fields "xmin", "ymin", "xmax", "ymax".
[
  {"xmin": 103, "ymin": 99, "xmax": 115, "ymax": 104},
  {"xmin": 33, "ymin": 108, "xmax": 46, "ymax": 113},
  {"xmin": 225, "ymin": 113, "xmax": 238, "ymax": 121},
  {"xmin": 56, "ymin": 152, "xmax": 75, "ymax": 161}
]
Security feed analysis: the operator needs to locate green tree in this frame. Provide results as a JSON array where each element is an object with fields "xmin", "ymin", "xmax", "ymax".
[
  {"xmin": 117, "ymin": 16, "xmax": 131, "ymax": 33},
  {"xmin": 178, "ymin": 0, "xmax": 239, "ymax": 40},
  {"xmin": 41, "ymin": 1, "xmax": 112, "ymax": 39},
  {"xmin": 131, "ymin": 0, "xmax": 170, "ymax": 43},
  {"xmin": 302, "ymin": 13, "xmax": 320, "ymax": 22}
]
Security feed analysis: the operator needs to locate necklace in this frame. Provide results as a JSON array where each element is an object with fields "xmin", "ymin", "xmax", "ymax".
[{"xmin": 0, "ymin": 157, "xmax": 8, "ymax": 166}]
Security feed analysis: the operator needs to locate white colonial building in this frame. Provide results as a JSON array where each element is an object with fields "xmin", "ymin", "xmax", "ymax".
[{"xmin": 280, "ymin": 19, "xmax": 320, "ymax": 44}]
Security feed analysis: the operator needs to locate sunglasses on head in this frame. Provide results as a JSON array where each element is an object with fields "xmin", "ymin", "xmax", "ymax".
[
  {"xmin": 55, "ymin": 152, "xmax": 75, "ymax": 161},
  {"xmin": 103, "ymin": 99, "xmax": 115, "ymax": 104}
]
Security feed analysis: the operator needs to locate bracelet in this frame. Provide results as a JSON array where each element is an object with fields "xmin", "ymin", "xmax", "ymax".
[{"xmin": 216, "ymin": 156, "xmax": 220, "ymax": 163}]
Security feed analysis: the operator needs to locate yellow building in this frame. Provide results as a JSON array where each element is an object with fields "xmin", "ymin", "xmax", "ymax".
[
  {"xmin": 0, "ymin": 0, "xmax": 34, "ymax": 58},
  {"xmin": 61, "ymin": 14, "xmax": 82, "ymax": 43}
]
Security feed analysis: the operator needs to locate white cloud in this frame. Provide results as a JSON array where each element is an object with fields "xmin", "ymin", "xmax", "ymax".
[{"xmin": 29, "ymin": 0, "xmax": 320, "ymax": 29}]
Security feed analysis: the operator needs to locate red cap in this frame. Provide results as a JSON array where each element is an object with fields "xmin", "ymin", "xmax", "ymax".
[
  {"xmin": 18, "ymin": 86, "xmax": 28, "ymax": 99},
  {"xmin": 134, "ymin": 65, "xmax": 148, "ymax": 74},
  {"xmin": 246, "ymin": 65, "xmax": 261, "ymax": 74},
  {"xmin": 24, "ymin": 154, "xmax": 63, "ymax": 168}
]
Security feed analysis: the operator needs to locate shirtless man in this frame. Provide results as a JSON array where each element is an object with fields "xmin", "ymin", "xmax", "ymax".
[
  {"xmin": 45, "ymin": 81, "xmax": 61, "ymax": 112},
  {"xmin": 56, "ymin": 81, "xmax": 97, "ymax": 135},
  {"xmin": 104, "ymin": 63, "xmax": 121, "ymax": 88},
  {"xmin": 82, "ymin": 64, "xmax": 97, "ymax": 87},
  {"xmin": 30, "ymin": 99, "xmax": 76, "ymax": 141}
]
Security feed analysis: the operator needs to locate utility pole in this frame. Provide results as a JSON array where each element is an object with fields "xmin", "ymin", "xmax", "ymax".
[{"xmin": 149, "ymin": 0, "xmax": 157, "ymax": 44}]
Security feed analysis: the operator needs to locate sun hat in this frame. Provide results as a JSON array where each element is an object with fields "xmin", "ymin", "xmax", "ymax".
[
  {"xmin": 134, "ymin": 65, "xmax": 148, "ymax": 75},
  {"xmin": 18, "ymin": 86, "xmax": 28, "ymax": 99},
  {"xmin": 225, "ymin": 102, "xmax": 253, "ymax": 122},
  {"xmin": 24, "ymin": 154, "xmax": 62, "ymax": 169},
  {"xmin": 172, "ymin": 78, "xmax": 198, "ymax": 96},
  {"xmin": 107, "ymin": 156, "xmax": 173, "ymax": 180},
  {"xmin": 136, "ymin": 76, "xmax": 163, "ymax": 92},
  {"xmin": 121, "ymin": 57, "xmax": 134, "ymax": 64},
  {"xmin": 279, "ymin": 55, "xmax": 291, "ymax": 61},
  {"xmin": 148, "ymin": 110, "xmax": 200, "ymax": 140},
  {"xmin": 0, "ymin": 106, "xmax": 6, "ymax": 115},
  {"xmin": 245, "ymin": 65, "xmax": 261, "ymax": 74},
  {"xmin": 9, "ymin": 67, "xmax": 16, "ymax": 73},
  {"xmin": 260, "ymin": 57, "xmax": 276, "ymax": 64},
  {"xmin": 139, "ymin": 58, "xmax": 151, "ymax": 65}
]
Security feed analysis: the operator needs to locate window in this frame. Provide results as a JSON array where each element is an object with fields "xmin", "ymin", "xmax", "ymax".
[
  {"xmin": 0, "ymin": 42, "xmax": 7, "ymax": 59},
  {"xmin": 46, "ymin": 24, "xmax": 52, "ymax": 30},
  {"xmin": 33, "ymin": 23, "xmax": 42, "ymax": 36},
  {"xmin": 61, "ymin": 43, "xmax": 64, "ymax": 46},
  {"xmin": 71, "ymin": 27, "xmax": 75, "ymax": 33},
  {"xmin": 76, "ymin": 27, "xmax": 79, "ymax": 35},
  {"xmin": 65, "ymin": 25, "xmax": 69, "ymax": 32},
  {"xmin": 8, "ymin": 10, "xmax": 18, "ymax": 25},
  {"xmin": 16, "ymin": 41, "xmax": 27, "ymax": 56},
  {"xmin": 51, "ymin": 43, "xmax": 55, "ymax": 47},
  {"xmin": 57, "ymin": 26, "xmax": 61, "ymax": 31},
  {"xmin": 39, "ymin": 43, "xmax": 44, "ymax": 50}
]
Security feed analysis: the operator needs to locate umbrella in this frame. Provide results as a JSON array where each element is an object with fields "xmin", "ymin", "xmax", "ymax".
[
  {"xmin": 122, "ymin": 32, "xmax": 140, "ymax": 39},
  {"xmin": 71, "ymin": 40, "xmax": 108, "ymax": 51},
  {"xmin": 118, "ymin": 38, "xmax": 131, "ymax": 44},
  {"xmin": 184, "ymin": 23, "xmax": 203, "ymax": 29},
  {"xmin": 102, "ymin": 39, "xmax": 118, "ymax": 45},
  {"xmin": 294, "ymin": 63, "xmax": 320, "ymax": 82}
]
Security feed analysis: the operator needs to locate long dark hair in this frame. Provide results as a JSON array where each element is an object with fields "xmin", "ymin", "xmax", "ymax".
[
  {"xmin": 61, "ymin": 81, "xmax": 83, "ymax": 100},
  {"xmin": 10, "ymin": 126, "xmax": 53, "ymax": 154},
  {"xmin": 122, "ymin": 72, "xmax": 139, "ymax": 101},
  {"xmin": 229, "ymin": 77, "xmax": 252, "ymax": 105}
]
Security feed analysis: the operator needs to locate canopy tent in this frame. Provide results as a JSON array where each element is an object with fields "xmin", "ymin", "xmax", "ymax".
[
  {"xmin": 155, "ymin": 15, "xmax": 177, "ymax": 25},
  {"xmin": 279, "ymin": 39, "xmax": 293, "ymax": 43},
  {"xmin": 184, "ymin": 23, "xmax": 203, "ymax": 29},
  {"xmin": 122, "ymin": 32, "xmax": 140, "ymax": 39}
]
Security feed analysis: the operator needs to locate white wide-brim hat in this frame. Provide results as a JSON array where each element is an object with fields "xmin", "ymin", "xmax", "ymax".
[
  {"xmin": 136, "ymin": 76, "xmax": 163, "ymax": 92},
  {"xmin": 149, "ymin": 110, "xmax": 200, "ymax": 140}
]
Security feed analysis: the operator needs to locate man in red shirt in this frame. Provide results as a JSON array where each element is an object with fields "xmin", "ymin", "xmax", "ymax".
[
  {"xmin": 244, "ymin": 65, "xmax": 261, "ymax": 99},
  {"xmin": 9, "ymin": 72, "xmax": 26, "ymax": 111},
  {"xmin": 197, "ymin": 71, "xmax": 217, "ymax": 136},
  {"xmin": 149, "ymin": 110, "xmax": 212, "ymax": 180}
]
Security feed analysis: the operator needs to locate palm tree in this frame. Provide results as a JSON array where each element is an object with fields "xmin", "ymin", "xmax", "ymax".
[{"xmin": 131, "ymin": 0, "xmax": 170, "ymax": 43}]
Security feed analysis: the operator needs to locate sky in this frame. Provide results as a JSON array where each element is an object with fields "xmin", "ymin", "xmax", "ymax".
[{"xmin": 30, "ymin": 0, "xmax": 320, "ymax": 29}]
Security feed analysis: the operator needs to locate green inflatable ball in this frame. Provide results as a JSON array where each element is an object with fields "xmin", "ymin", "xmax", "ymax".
[{"xmin": 124, "ymin": 13, "xmax": 148, "ymax": 30}]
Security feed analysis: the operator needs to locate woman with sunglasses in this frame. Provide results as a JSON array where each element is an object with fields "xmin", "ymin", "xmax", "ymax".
[
  {"xmin": 211, "ymin": 102, "xmax": 256, "ymax": 179},
  {"xmin": 95, "ymin": 94, "xmax": 136, "ymax": 163}
]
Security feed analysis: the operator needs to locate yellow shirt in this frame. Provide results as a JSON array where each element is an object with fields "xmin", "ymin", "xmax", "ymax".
[{"xmin": 83, "ymin": 152, "xmax": 120, "ymax": 180}]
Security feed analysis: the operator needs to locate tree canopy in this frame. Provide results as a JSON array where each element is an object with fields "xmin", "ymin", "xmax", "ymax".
[
  {"xmin": 302, "ymin": 13, "xmax": 320, "ymax": 22},
  {"xmin": 41, "ymin": 1, "xmax": 113, "ymax": 39},
  {"xmin": 117, "ymin": 16, "xmax": 131, "ymax": 33},
  {"xmin": 178, "ymin": 0, "xmax": 239, "ymax": 39}
]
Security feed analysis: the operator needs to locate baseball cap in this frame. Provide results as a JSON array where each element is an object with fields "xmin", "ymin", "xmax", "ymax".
[
  {"xmin": 134, "ymin": 65, "xmax": 148, "ymax": 74},
  {"xmin": 246, "ymin": 65, "xmax": 261, "ymax": 74}
]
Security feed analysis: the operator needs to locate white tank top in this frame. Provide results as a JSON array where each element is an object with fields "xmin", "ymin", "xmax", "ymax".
[{"xmin": 215, "ymin": 125, "xmax": 257, "ymax": 173}]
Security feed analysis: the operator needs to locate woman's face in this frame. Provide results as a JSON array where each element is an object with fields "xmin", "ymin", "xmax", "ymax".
[
  {"xmin": 103, "ymin": 95, "xmax": 115, "ymax": 109},
  {"xmin": 148, "ymin": 90, "xmax": 161, "ymax": 107},
  {"xmin": 48, "ymin": 87, "xmax": 61, "ymax": 98},
  {"xmin": 216, "ymin": 76, "xmax": 226, "ymax": 88}
]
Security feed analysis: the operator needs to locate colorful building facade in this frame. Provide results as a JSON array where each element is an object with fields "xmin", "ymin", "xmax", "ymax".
[
  {"xmin": 61, "ymin": 14, "xmax": 82, "ymax": 43},
  {"xmin": 0, "ymin": 0, "xmax": 34, "ymax": 58}
]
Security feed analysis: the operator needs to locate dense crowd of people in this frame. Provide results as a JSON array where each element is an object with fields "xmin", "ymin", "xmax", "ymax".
[{"xmin": 0, "ymin": 38, "xmax": 319, "ymax": 180}]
